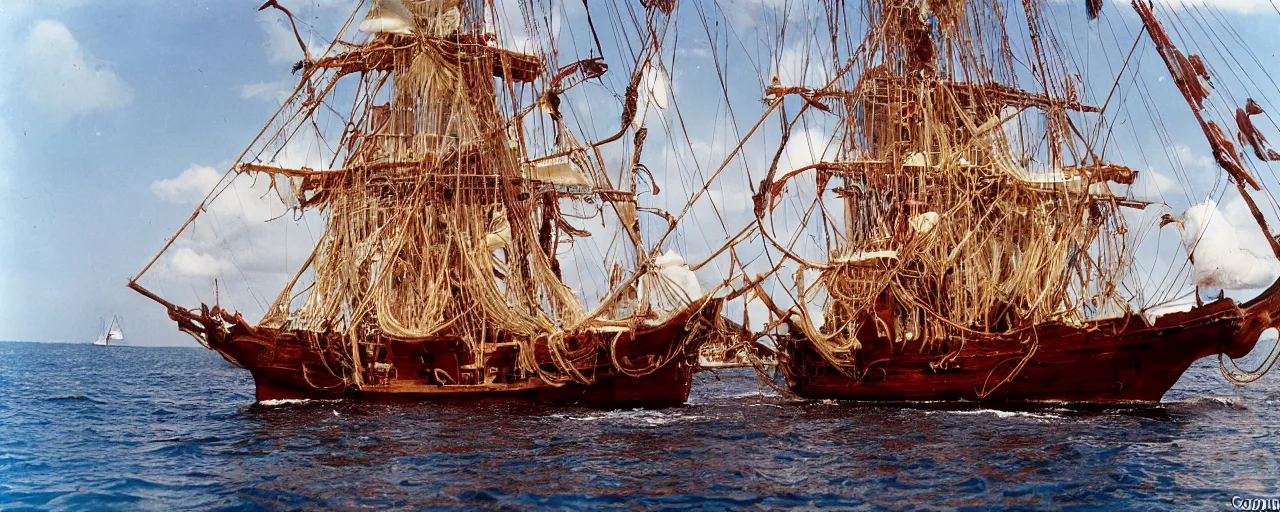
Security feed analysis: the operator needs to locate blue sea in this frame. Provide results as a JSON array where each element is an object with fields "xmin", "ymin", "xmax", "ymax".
[{"xmin": 2, "ymin": 341, "xmax": 1279, "ymax": 510}]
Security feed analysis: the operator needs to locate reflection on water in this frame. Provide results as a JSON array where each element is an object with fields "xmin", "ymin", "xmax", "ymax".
[{"xmin": 2, "ymin": 341, "xmax": 1277, "ymax": 510}]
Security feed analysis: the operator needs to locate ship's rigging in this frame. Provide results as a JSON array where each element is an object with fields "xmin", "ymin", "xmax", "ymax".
[
  {"xmin": 129, "ymin": 0, "xmax": 756, "ymax": 400},
  {"xmin": 734, "ymin": 0, "xmax": 1280, "ymax": 396},
  {"xmin": 128, "ymin": 0, "xmax": 1280, "ymax": 404}
]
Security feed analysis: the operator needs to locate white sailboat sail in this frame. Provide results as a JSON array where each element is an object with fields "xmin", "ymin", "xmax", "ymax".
[{"xmin": 93, "ymin": 316, "xmax": 126, "ymax": 346}]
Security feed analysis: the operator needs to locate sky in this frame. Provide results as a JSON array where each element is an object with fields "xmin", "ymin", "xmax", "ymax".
[{"xmin": 2, "ymin": 0, "xmax": 1280, "ymax": 346}]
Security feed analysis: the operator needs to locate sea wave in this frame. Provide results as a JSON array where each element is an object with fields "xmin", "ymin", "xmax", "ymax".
[
  {"xmin": 931, "ymin": 409, "xmax": 1064, "ymax": 421},
  {"xmin": 4, "ymin": 342, "xmax": 1280, "ymax": 509},
  {"xmin": 549, "ymin": 409, "xmax": 710, "ymax": 426},
  {"xmin": 1163, "ymin": 395, "xmax": 1248, "ymax": 410},
  {"xmin": 44, "ymin": 394, "xmax": 106, "ymax": 404},
  {"xmin": 255, "ymin": 398, "xmax": 340, "ymax": 407}
]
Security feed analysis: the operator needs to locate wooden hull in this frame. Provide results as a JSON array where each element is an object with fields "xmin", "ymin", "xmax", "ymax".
[
  {"xmin": 184, "ymin": 298, "xmax": 722, "ymax": 408},
  {"xmin": 777, "ymin": 282, "xmax": 1280, "ymax": 405},
  {"xmin": 247, "ymin": 360, "xmax": 694, "ymax": 407}
]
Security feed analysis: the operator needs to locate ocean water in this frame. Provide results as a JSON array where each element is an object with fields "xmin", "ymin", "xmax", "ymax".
[{"xmin": 2, "ymin": 341, "xmax": 1279, "ymax": 510}]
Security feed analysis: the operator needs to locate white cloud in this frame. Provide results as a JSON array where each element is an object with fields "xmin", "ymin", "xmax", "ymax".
[
  {"xmin": 676, "ymin": 46, "xmax": 711, "ymax": 60},
  {"xmin": 146, "ymin": 160, "xmax": 323, "ymax": 316},
  {"xmin": 239, "ymin": 81, "xmax": 291, "ymax": 103},
  {"xmin": 1128, "ymin": 143, "xmax": 1217, "ymax": 204},
  {"xmin": 778, "ymin": 127, "xmax": 836, "ymax": 174},
  {"xmin": 486, "ymin": 0, "xmax": 562, "ymax": 53},
  {"xmin": 1134, "ymin": 167, "xmax": 1180, "ymax": 200},
  {"xmin": 715, "ymin": 0, "xmax": 810, "ymax": 30},
  {"xmin": 260, "ymin": 13, "xmax": 310, "ymax": 65},
  {"xmin": 151, "ymin": 164, "xmax": 289, "ymax": 230},
  {"xmin": 772, "ymin": 44, "xmax": 828, "ymax": 87},
  {"xmin": 170, "ymin": 247, "xmax": 232, "ymax": 279},
  {"xmin": 1173, "ymin": 143, "xmax": 1215, "ymax": 171},
  {"xmin": 151, "ymin": 165, "xmax": 222, "ymax": 204},
  {"xmin": 145, "ymin": 123, "xmax": 335, "ymax": 315},
  {"xmin": 256, "ymin": 2, "xmax": 352, "ymax": 65},
  {"xmin": 19, "ymin": 20, "xmax": 132, "ymax": 122}
]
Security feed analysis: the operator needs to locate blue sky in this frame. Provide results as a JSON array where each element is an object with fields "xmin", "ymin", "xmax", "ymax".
[
  {"xmin": 3, "ymin": 0, "xmax": 1280, "ymax": 345},
  {"xmin": 0, "ymin": 1, "xmax": 357, "ymax": 344}
]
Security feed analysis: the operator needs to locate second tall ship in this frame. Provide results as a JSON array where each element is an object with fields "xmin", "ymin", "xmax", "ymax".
[{"xmin": 748, "ymin": 0, "xmax": 1280, "ymax": 404}]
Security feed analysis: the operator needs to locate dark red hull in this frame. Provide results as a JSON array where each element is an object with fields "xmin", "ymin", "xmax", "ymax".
[
  {"xmin": 176, "ymin": 299, "xmax": 722, "ymax": 408},
  {"xmin": 247, "ymin": 360, "xmax": 694, "ymax": 407},
  {"xmin": 777, "ymin": 283, "xmax": 1280, "ymax": 404}
]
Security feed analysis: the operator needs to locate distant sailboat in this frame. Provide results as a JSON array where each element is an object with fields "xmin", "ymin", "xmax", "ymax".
[{"xmin": 93, "ymin": 316, "xmax": 126, "ymax": 347}]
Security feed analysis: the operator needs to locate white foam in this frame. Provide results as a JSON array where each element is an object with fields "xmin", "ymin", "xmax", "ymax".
[
  {"xmin": 717, "ymin": 390, "xmax": 779, "ymax": 400},
  {"xmin": 931, "ymin": 409, "xmax": 1063, "ymax": 421},
  {"xmin": 255, "ymin": 398, "xmax": 339, "ymax": 406},
  {"xmin": 550, "ymin": 409, "xmax": 706, "ymax": 426}
]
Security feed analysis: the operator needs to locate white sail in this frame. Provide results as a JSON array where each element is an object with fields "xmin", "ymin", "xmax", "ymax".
[
  {"xmin": 631, "ymin": 62, "xmax": 670, "ymax": 130},
  {"xmin": 93, "ymin": 316, "xmax": 127, "ymax": 346},
  {"xmin": 523, "ymin": 156, "xmax": 592, "ymax": 188},
  {"xmin": 359, "ymin": 0, "xmax": 416, "ymax": 35}
]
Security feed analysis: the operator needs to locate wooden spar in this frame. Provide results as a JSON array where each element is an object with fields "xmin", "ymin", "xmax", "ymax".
[
  {"xmin": 1132, "ymin": 0, "xmax": 1280, "ymax": 259},
  {"xmin": 239, "ymin": 162, "xmax": 635, "ymax": 200},
  {"xmin": 309, "ymin": 36, "xmax": 543, "ymax": 82},
  {"xmin": 839, "ymin": 75, "xmax": 1102, "ymax": 114},
  {"xmin": 128, "ymin": 281, "xmax": 180, "ymax": 311},
  {"xmin": 762, "ymin": 160, "xmax": 1138, "ymax": 209},
  {"xmin": 239, "ymin": 163, "xmax": 344, "ymax": 177}
]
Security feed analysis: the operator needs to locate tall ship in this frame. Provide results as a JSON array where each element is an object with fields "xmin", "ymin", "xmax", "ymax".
[
  {"xmin": 130, "ymin": 0, "xmax": 726, "ymax": 406},
  {"xmin": 746, "ymin": 0, "xmax": 1280, "ymax": 403}
]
